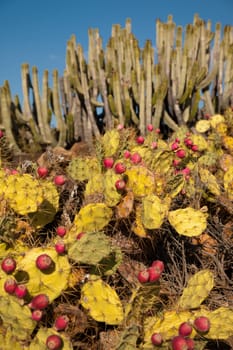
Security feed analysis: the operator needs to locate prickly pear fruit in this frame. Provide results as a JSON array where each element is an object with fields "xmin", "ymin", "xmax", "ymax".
[
  {"xmin": 37, "ymin": 167, "xmax": 48, "ymax": 178},
  {"xmin": 55, "ymin": 241, "xmax": 66, "ymax": 254},
  {"xmin": 148, "ymin": 266, "xmax": 161, "ymax": 282},
  {"xmin": 14, "ymin": 284, "xmax": 27, "ymax": 299},
  {"xmin": 114, "ymin": 162, "xmax": 126, "ymax": 174},
  {"xmin": 193, "ymin": 316, "xmax": 210, "ymax": 333},
  {"xmin": 31, "ymin": 309, "xmax": 43, "ymax": 321},
  {"xmin": 151, "ymin": 332, "xmax": 163, "ymax": 345},
  {"xmin": 4, "ymin": 277, "xmax": 17, "ymax": 294},
  {"xmin": 1, "ymin": 256, "xmax": 16, "ymax": 274},
  {"xmin": 54, "ymin": 175, "xmax": 66, "ymax": 186},
  {"xmin": 54, "ymin": 315, "xmax": 69, "ymax": 331},
  {"xmin": 178, "ymin": 322, "xmax": 193, "ymax": 337},
  {"xmin": 136, "ymin": 135, "xmax": 145, "ymax": 144},
  {"xmin": 115, "ymin": 179, "xmax": 126, "ymax": 190},
  {"xmin": 176, "ymin": 149, "xmax": 186, "ymax": 159},
  {"xmin": 185, "ymin": 338, "xmax": 195, "ymax": 350},
  {"xmin": 46, "ymin": 334, "xmax": 63, "ymax": 350},
  {"xmin": 151, "ymin": 260, "xmax": 164, "ymax": 273},
  {"xmin": 130, "ymin": 152, "xmax": 142, "ymax": 164},
  {"xmin": 138, "ymin": 269, "xmax": 150, "ymax": 283},
  {"xmin": 56, "ymin": 226, "xmax": 67, "ymax": 237},
  {"xmin": 171, "ymin": 335, "xmax": 188, "ymax": 350},
  {"xmin": 29, "ymin": 293, "xmax": 50, "ymax": 309},
  {"xmin": 36, "ymin": 254, "xmax": 53, "ymax": 271},
  {"xmin": 103, "ymin": 157, "xmax": 114, "ymax": 169}
]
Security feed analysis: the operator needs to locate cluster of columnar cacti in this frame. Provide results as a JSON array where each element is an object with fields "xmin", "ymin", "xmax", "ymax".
[
  {"xmin": 0, "ymin": 14, "xmax": 233, "ymax": 154},
  {"xmin": 0, "ymin": 108, "xmax": 233, "ymax": 348}
]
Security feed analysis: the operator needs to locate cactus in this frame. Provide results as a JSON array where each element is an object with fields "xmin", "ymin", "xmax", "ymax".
[
  {"xmin": 131, "ymin": 204, "xmax": 148, "ymax": 237},
  {"xmin": 0, "ymin": 327, "xmax": 30, "ymax": 350},
  {"xmin": 223, "ymin": 165, "xmax": 233, "ymax": 200},
  {"xmin": 142, "ymin": 194, "xmax": 170, "ymax": 229},
  {"xmin": 16, "ymin": 247, "xmax": 71, "ymax": 301},
  {"xmin": 125, "ymin": 166, "xmax": 155, "ymax": 197},
  {"xmin": 115, "ymin": 325, "xmax": 139, "ymax": 350},
  {"xmin": 102, "ymin": 129, "xmax": 120, "ymax": 156},
  {"xmin": 103, "ymin": 169, "xmax": 123, "ymax": 206},
  {"xmin": 80, "ymin": 276, "xmax": 124, "ymax": 325},
  {"xmin": 67, "ymin": 156, "xmax": 101, "ymax": 182},
  {"xmin": 178, "ymin": 270, "xmax": 214, "ymax": 310},
  {"xmin": 67, "ymin": 231, "xmax": 112, "ymax": 265},
  {"xmin": 199, "ymin": 168, "xmax": 220, "ymax": 196},
  {"xmin": 168, "ymin": 207, "xmax": 208, "ymax": 237}
]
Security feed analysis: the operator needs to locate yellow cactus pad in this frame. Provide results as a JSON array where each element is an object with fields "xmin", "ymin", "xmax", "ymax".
[
  {"xmin": 143, "ymin": 310, "xmax": 193, "ymax": 344},
  {"xmin": 80, "ymin": 277, "xmax": 124, "ymax": 325},
  {"xmin": 0, "ymin": 327, "xmax": 30, "ymax": 350},
  {"xmin": 192, "ymin": 134, "xmax": 208, "ymax": 151},
  {"xmin": 142, "ymin": 194, "xmax": 170, "ymax": 229},
  {"xmin": 67, "ymin": 156, "xmax": 101, "ymax": 181},
  {"xmin": 151, "ymin": 150, "xmax": 173, "ymax": 174},
  {"xmin": 0, "ymin": 295, "xmax": 36, "ymax": 340},
  {"xmin": 222, "ymin": 135, "xmax": 233, "ymax": 153},
  {"xmin": 73, "ymin": 203, "xmax": 112, "ymax": 232},
  {"xmin": 85, "ymin": 173, "xmax": 104, "ymax": 197},
  {"xmin": 103, "ymin": 170, "xmax": 123, "ymax": 206},
  {"xmin": 125, "ymin": 166, "xmax": 155, "ymax": 197},
  {"xmin": 2, "ymin": 174, "xmax": 43, "ymax": 215},
  {"xmin": 16, "ymin": 247, "xmax": 71, "ymax": 301},
  {"xmin": 223, "ymin": 166, "xmax": 233, "ymax": 200},
  {"xmin": 195, "ymin": 120, "xmax": 210, "ymax": 133},
  {"xmin": 199, "ymin": 168, "xmax": 220, "ymax": 196},
  {"xmin": 168, "ymin": 207, "xmax": 208, "ymax": 237},
  {"xmin": 210, "ymin": 114, "xmax": 225, "ymax": 128},
  {"xmin": 29, "ymin": 327, "xmax": 73, "ymax": 350},
  {"xmin": 178, "ymin": 270, "xmax": 214, "ymax": 309},
  {"xmin": 102, "ymin": 129, "xmax": 120, "ymax": 156},
  {"xmin": 132, "ymin": 204, "xmax": 148, "ymax": 237}
]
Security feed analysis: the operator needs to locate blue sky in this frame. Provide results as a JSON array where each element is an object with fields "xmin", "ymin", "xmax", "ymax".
[{"xmin": 0, "ymin": 0, "xmax": 232, "ymax": 101}]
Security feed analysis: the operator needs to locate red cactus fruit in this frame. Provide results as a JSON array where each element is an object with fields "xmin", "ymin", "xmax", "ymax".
[
  {"xmin": 136, "ymin": 135, "xmax": 145, "ymax": 144},
  {"xmin": 191, "ymin": 144, "xmax": 198, "ymax": 152},
  {"xmin": 54, "ymin": 175, "xmax": 66, "ymax": 186},
  {"xmin": 29, "ymin": 293, "xmax": 49, "ymax": 310},
  {"xmin": 151, "ymin": 141, "xmax": 158, "ymax": 149},
  {"xmin": 103, "ymin": 157, "xmax": 114, "ymax": 169},
  {"xmin": 76, "ymin": 232, "xmax": 85, "ymax": 240},
  {"xmin": 130, "ymin": 152, "xmax": 142, "ymax": 164},
  {"xmin": 176, "ymin": 149, "xmax": 186, "ymax": 159},
  {"xmin": 55, "ymin": 241, "xmax": 66, "ymax": 254},
  {"xmin": 123, "ymin": 150, "xmax": 131, "ymax": 159},
  {"xmin": 148, "ymin": 266, "xmax": 161, "ymax": 282},
  {"xmin": 36, "ymin": 254, "xmax": 52, "ymax": 271},
  {"xmin": 147, "ymin": 124, "xmax": 154, "ymax": 132},
  {"xmin": 1, "ymin": 257, "xmax": 17, "ymax": 274},
  {"xmin": 193, "ymin": 316, "xmax": 210, "ymax": 333},
  {"xmin": 31, "ymin": 309, "xmax": 43, "ymax": 321},
  {"xmin": 171, "ymin": 142, "xmax": 179, "ymax": 151},
  {"xmin": 54, "ymin": 315, "xmax": 69, "ymax": 331},
  {"xmin": 46, "ymin": 334, "xmax": 63, "ymax": 350},
  {"xmin": 151, "ymin": 260, "xmax": 164, "ymax": 273},
  {"xmin": 14, "ymin": 284, "xmax": 27, "ymax": 299},
  {"xmin": 115, "ymin": 179, "xmax": 126, "ymax": 190},
  {"xmin": 178, "ymin": 322, "xmax": 193, "ymax": 337},
  {"xmin": 138, "ymin": 269, "xmax": 150, "ymax": 283},
  {"xmin": 114, "ymin": 162, "xmax": 126, "ymax": 174},
  {"xmin": 171, "ymin": 336, "xmax": 188, "ymax": 350},
  {"xmin": 56, "ymin": 226, "xmax": 67, "ymax": 237},
  {"xmin": 185, "ymin": 338, "xmax": 195, "ymax": 350},
  {"xmin": 37, "ymin": 167, "xmax": 48, "ymax": 178},
  {"xmin": 184, "ymin": 138, "xmax": 193, "ymax": 147},
  {"xmin": 151, "ymin": 332, "xmax": 163, "ymax": 345},
  {"xmin": 4, "ymin": 278, "xmax": 17, "ymax": 294}
]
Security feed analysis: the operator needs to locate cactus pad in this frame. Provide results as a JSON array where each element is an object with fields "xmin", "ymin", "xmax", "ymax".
[
  {"xmin": 199, "ymin": 168, "xmax": 220, "ymax": 196},
  {"xmin": 80, "ymin": 277, "xmax": 124, "ymax": 325},
  {"xmin": 125, "ymin": 166, "xmax": 155, "ymax": 197},
  {"xmin": 224, "ymin": 166, "xmax": 233, "ymax": 200},
  {"xmin": 67, "ymin": 156, "xmax": 101, "ymax": 181},
  {"xmin": 178, "ymin": 269, "xmax": 214, "ymax": 309},
  {"xmin": 142, "ymin": 194, "xmax": 170, "ymax": 229},
  {"xmin": 132, "ymin": 204, "xmax": 148, "ymax": 237},
  {"xmin": 168, "ymin": 207, "xmax": 208, "ymax": 237},
  {"xmin": 102, "ymin": 129, "xmax": 120, "ymax": 156},
  {"xmin": 16, "ymin": 247, "xmax": 71, "ymax": 301}
]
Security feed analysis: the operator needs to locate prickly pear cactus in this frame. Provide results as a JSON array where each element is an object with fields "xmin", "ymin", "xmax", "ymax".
[
  {"xmin": 0, "ymin": 174, "xmax": 43, "ymax": 215},
  {"xmin": 199, "ymin": 168, "xmax": 220, "ymax": 196},
  {"xmin": 168, "ymin": 207, "xmax": 208, "ymax": 237},
  {"xmin": 80, "ymin": 276, "xmax": 124, "ymax": 325},
  {"xmin": 125, "ymin": 166, "xmax": 155, "ymax": 197},
  {"xmin": 224, "ymin": 165, "xmax": 233, "ymax": 199},
  {"xmin": 115, "ymin": 325, "xmax": 140, "ymax": 350},
  {"xmin": 102, "ymin": 129, "xmax": 120, "ymax": 156},
  {"xmin": 103, "ymin": 169, "xmax": 123, "ymax": 206},
  {"xmin": 131, "ymin": 204, "xmax": 148, "ymax": 238},
  {"xmin": 67, "ymin": 231, "xmax": 112, "ymax": 265},
  {"xmin": 142, "ymin": 194, "xmax": 170, "ymax": 229},
  {"xmin": 67, "ymin": 203, "xmax": 112, "ymax": 240},
  {"xmin": 178, "ymin": 269, "xmax": 214, "ymax": 310},
  {"xmin": 0, "ymin": 295, "xmax": 36, "ymax": 340},
  {"xmin": 29, "ymin": 327, "xmax": 73, "ymax": 350},
  {"xmin": 0, "ymin": 327, "xmax": 30, "ymax": 350},
  {"xmin": 16, "ymin": 247, "xmax": 71, "ymax": 301},
  {"xmin": 67, "ymin": 156, "xmax": 101, "ymax": 181},
  {"xmin": 28, "ymin": 180, "xmax": 59, "ymax": 228}
]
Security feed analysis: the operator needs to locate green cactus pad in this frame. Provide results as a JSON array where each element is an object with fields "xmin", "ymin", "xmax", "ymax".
[
  {"xmin": 0, "ymin": 295, "xmax": 36, "ymax": 340},
  {"xmin": 125, "ymin": 166, "xmax": 155, "ymax": 197},
  {"xmin": 115, "ymin": 325, "xmax": 139, "ymax": 350},
  {"xmin": 199, "ymin": 168, "xmax": 220, "ymax": 196},
  {"xmin": 2, "ymin": 174, "xmax": 43, "ymax": 215},
  {"xmin": 67, "ymin": 156, "xmax": 101, "ymax": 182},
  {"xmin": 68, "ymin": 231, "xmax": 112, "ymax": 265},
  {"xmin": 102, "ymin": 129, "xmax": 120, "ymax": 156},
  {"xmin": 28, "ymin": 180, "xmax": 59, "ymax": 228},
  {"xmin": 142, "ymin": 194, "xmax": 170, "ymax": 229},
  {"xmin": 143, "ymin": 310, "xmax": 193, "ymax": 344},
  {"xmin": 80, "ymin": 277, "xmax": 124, "ymax": 325},
  {"xmin": 16, "ymin": 247, "xmax": 71, "ymax": 301},
  {"xmin": 178, "ymin": 269, "xmax": 214, "ymax": 310},
  {"xmin": 29, "ymin": 327, "xmax": 73, "ymax": 350},
  {"xmin": 168, "ymin": 207, "xmax": 208, "ymax": 237},
  {"xmin": 68, "ymin": 203, "xmax": 112, "ymax": 240}
]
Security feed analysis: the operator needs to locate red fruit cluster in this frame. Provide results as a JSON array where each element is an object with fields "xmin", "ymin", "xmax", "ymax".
[{"xmin": 138, "ymin": 260, "xmax": 164, "ymax": 284}]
